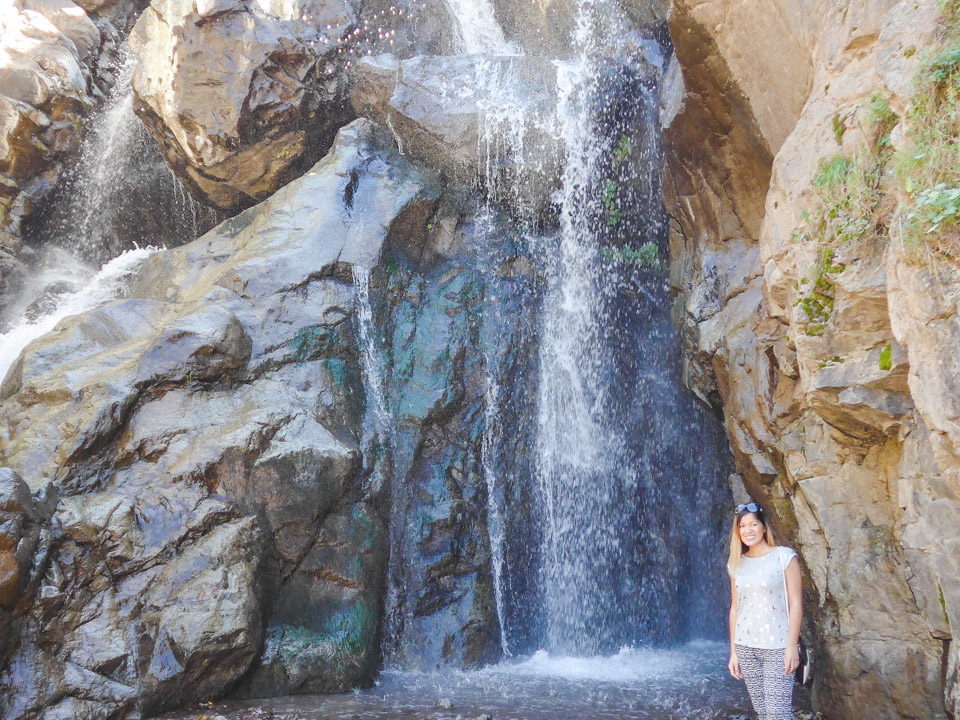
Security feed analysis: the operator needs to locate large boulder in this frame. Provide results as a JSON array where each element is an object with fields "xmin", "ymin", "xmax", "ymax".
[
  {"xmin": 352, "ymin": 53, "xmax": 563, "ymax": 216},
  {"xmin": 129, "ymin": 0, "xmax": 355, "ymax": 211},
  {"xmin": 0, "ymin": 119, "xmax": 433, "ymax": 715}
]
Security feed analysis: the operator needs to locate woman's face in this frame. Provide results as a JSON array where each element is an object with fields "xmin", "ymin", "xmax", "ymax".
[{"xmin": 738, "ymin": 513, "xmax": 765, "ymax": 548}]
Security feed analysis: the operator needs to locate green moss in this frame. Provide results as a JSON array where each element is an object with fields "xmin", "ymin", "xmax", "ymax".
[
  {"xmin": 817, "ymin": 355, "xmax": 845, "ymax": 369},
  {"xmin": 878, "ymin": 343, "xmax": 892, "ymax": 371},
  {"xmin": 795, "ymin": 248, "xmax": 844, "ymax": 336},
  {"xmin": 291, "ymin": 323, "xmax": 350, "ymax": 364},
  {"xmin": 832, "ymin": 113, "xmax": 846, "ymax": 145}
]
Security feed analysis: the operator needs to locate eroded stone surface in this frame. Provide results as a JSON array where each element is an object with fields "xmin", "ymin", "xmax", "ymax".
[
  {"xmin": 0, "ymin": 119, "xmax": 429, "ymax": 716},
  {"xmin": 664, "ymin": 0, "xmax": 959, "ymax": 718},
  {"xmin": 129, "ymin": 0, "xmax": 354, "ymax": 210}
]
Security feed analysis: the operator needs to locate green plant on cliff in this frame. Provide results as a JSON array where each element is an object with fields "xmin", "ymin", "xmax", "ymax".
[
  {"xmin": 795, "ymin": 247, "xmax": 845, "ymax": 337},
  {"xmin": 878, "ymin": 343, "xmax": 892, "ymax": 371},
  {"xmin": 893, "ymin": 0, "xmax": 960, "ymax": 256},
  {"xmin": 601, "ymin": 178, "xmax": 621, "ymax": 228},
  {"xmin": 601, "ymin": 242, "xmax": 665, "ymax": 272}
]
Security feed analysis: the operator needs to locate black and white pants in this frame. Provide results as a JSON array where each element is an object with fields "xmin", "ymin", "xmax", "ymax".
[{"xmin": 735, "ymin": 644, "xmax": 794, "ymax": 720}]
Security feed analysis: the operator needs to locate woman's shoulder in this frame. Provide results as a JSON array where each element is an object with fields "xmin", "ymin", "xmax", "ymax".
[{"xmin": 777, "ymin": 545, "xmax": 798, "ymax": 564}]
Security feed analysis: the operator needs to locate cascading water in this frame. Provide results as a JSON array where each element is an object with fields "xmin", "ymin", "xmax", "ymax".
[
  {"xmin": 443, "ymin": 0, "xmax": 515, "ymax": 54},
  {"xmin": 2, "ymin": 51, "xmax": 214, "ymax": 383},
  {"xmin": 481, "ymin": 364, "xmax": 510, "ymax": 658},
  {"xmin": 530, "ymin": 4, "xmax": 734, "ymax": 651},
  {"xmin": 22, "ymin": 51, "xmax": 213, "ymax": 265},
  {"xmin": 352, "ymin": 264, "xmax": 393, "ymax": 455}
]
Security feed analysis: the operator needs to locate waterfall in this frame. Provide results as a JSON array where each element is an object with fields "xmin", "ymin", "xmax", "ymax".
[
  {"xmin": 444, "ymin": 0, "xmax": 516, "ymax": 54},
  {"xmin": 536, "ymin": 5, "xmax": 620, "ymax": 652},
  {"xmin": 3, "ymin": 49, "xmax": 214, "ymax": 382},
  {"xmin": 481, "ymin": 364, "xmax": 510, "ymax": 657},
  {"xmin": 68, "ymin": 53, "xmax": 140, "ymax": 257},
  {"xmin": 529, "ymin": 0, "xmax": 733, "ymax": 653},
  {"xmin": 352, "ymin": 265, "xmax": 393, "ymax": 467},
  {"xmin": 0, "ymin": 247, "xmax": 157, "ymax": 383}
]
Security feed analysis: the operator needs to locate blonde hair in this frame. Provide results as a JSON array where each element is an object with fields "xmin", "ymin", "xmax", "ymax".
[{"xmin": 726, "ymin": 505, "xmax": 777, "ymax": 576}]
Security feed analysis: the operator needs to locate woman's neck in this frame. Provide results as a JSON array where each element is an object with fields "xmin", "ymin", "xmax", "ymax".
[{"xmin": 743, "ymin": 541, "xmax": 773, "ymax": 558}]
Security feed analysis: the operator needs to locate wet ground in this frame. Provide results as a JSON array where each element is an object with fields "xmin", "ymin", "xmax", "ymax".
[{"xmin": 164, "ymin": 642, "xmax": 814, "ymax": 720}]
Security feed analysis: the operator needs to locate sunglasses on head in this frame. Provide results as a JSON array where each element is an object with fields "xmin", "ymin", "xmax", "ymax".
[{"xmin": 736, "ymin": 502, "xmax": 761, "ymax": 514}]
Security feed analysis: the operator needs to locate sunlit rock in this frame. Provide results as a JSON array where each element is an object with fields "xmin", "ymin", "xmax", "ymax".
[
  {"xmin": 664, "ymin": 0, "xmax": 960, "ymax": 717},
  {"xmin": 0, "ymin": 119, "xmax": 432, "ymax": 714},
  {"xmin": 351, "ymin": 53, "xmax": 563, "ymax": 216},
  {"xmin": 129, "ymin": 0, "xmax": 355, "ymax": 210}
]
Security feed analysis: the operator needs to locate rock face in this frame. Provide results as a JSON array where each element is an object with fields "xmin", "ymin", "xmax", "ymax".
[
  {"xmin": 352, "ymin": 53, "xmax": 563, "ymax": 216},
  {"xmin": 1, "ymin": 0, "xmax": 99, "ymax": 255},
  {"xmin": 0, "ymin": 119, "xmax": 433, "ymax": 716},
  {"xmin": 373, "ymin": 208, "xmax": 539, "ymax": 670},
  {"xmin": 664, "ymin": 0, "xmax": 960, "ymax": 718},
  {"xmin": 128, "ymin": 0, "xmax": 355, "ymax": 212}
]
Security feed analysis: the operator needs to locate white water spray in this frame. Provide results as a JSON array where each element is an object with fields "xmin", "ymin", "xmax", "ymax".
[
  {"xmin": 481, "ymin": 364, "xmax": 510, "ymax": 657},
  {"xmin": 0, "ymin": 247, "xmax": 157, "ymax": 383},
  {"xmin": 352, "ymin": 265, "xmax": 393, "ymax": 455}
]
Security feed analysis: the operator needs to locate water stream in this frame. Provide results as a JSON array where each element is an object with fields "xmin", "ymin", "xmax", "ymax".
[{"xmin": 1, "ymin": 52, "xmax": 212, "ymax": 386}]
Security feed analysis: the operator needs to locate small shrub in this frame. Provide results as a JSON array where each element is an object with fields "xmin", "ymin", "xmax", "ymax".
[
  {"xmin": 832, "ymin": 114, "xmax": 845, "ymax": 145},
  {"xmin": 601, "ymin": 179, "xmax": 621, "ymax": 228},
  {"xmin": 612, "ymin": 135, "xmax": 632, "ymax": 168},
  {"xmin": 878, "ymin": 343, "xmax": 892, "ymax": 370}
]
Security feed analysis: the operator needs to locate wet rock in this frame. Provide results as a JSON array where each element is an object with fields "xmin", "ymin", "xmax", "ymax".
[
  {"xmin": 351, "ymin": 53, "xmax": 562, "ymax": 215},
  {"xmin": 0, "ymin": 119, "xmax": 434, "ymax": 714},
  {"xmin": 0, "ymin": 0, "xmax": 137, "ymax": 261},
  {"xmin": 0, "ymin": 249, "xmax": 25, "ymax": 321},
  {"xmin": 129, "ymin": 0, "xmax": 355, "ymax": 211},
  {"xmin": 137, "ymin": 517, "xmax": 265, "ymax": 715},
  {"xmin": 376, "ymin": 210, "xmax": 540, "ymax": 671}
]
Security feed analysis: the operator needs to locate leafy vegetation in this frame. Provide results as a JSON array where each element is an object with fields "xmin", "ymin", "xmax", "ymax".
[
  {"xmin": 601, "ymin": 242, "xmax": 665, "ymax": 272},
  {"xmin": 894, "ymin": 0, "xmax": 960, "ymax": 256},
  {"xmin": 601, "ymin": 179, "xmax": 621, "ymax": 228},
  {"xmin": 795, "ymin": 247, "xmax": 845, "ymax": 336}
]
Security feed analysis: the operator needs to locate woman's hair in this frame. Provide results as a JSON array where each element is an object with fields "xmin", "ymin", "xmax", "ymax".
[{"xmin": 727, "ymin": 503, "xmax": 777, "ymax": 576}]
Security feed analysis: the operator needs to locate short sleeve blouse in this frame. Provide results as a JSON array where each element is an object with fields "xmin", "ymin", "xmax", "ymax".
[{"xmin": 733, "ymin": 546, "xmax": 797, "ymax": 649}]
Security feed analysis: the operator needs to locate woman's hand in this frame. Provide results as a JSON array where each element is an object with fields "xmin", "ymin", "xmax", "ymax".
[
  {"xmin": 783, "ymin": 644, "xmax": 800, "ymax": 676},
  {"xmin": 728, "ymin": 650, "xmax": 742, "ymax": 680}
]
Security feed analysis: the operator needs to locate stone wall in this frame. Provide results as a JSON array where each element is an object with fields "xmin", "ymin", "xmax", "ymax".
[{"xmin": 663, "ymin": 1, "xmax": 960, "ymax": 718}]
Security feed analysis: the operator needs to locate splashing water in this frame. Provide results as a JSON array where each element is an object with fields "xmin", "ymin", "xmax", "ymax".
[
  {"xmin": 0, "ymin": 247, "xmax": 157, "ymax": 384},
  {"xmin": 444, "ymin": 0, "xmax": 516, "ymax": 54},
  {"xmin": 535, "ymin": 0, "xmax": 625, "ymax": 654}
]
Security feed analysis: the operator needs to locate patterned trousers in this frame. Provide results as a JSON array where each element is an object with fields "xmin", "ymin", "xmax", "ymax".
[{"xmin": 735, "ymin": 644, "xmax": 794, "ymax": 720}]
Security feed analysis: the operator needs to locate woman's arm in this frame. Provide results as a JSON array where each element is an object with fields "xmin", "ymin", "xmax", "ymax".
[
  {"xmin": 728, "ymin": 575, "xmax": 742, "ymax": 679},
  {"xmin": 783, "ymin": 556, "xmax": 803, "ymax": 675}
]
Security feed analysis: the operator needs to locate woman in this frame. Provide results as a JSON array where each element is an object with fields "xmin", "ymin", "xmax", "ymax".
[{"xmin": 727, "ymin": 502, "xmax": 802, "ymax": 720}]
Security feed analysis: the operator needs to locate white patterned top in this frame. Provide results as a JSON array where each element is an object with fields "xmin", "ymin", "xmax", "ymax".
[{"xmin": 733, "ymin": 546, "xmax": 797, "ymax": 649}]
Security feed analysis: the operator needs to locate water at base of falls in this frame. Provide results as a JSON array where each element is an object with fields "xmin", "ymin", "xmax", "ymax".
[{"xmin": 161, "ymin": 642, "xmax": 808, "ymax": 720}]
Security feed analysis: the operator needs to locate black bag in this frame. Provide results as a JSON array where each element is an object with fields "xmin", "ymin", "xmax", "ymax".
[{"xmin": 795, "ymin": 637, "xmax": 812, "ymax": 685}]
